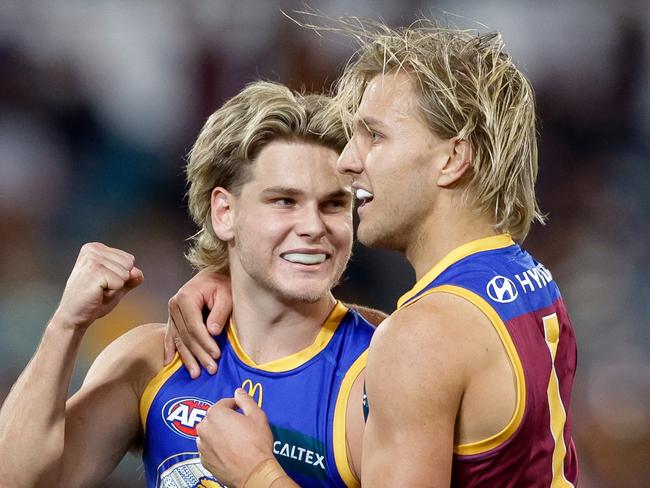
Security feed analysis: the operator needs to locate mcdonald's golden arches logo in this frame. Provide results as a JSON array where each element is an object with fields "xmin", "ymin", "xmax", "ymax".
[{"xmin": 241, "ymin": 379, "xmax": 263, "ymax": 407}]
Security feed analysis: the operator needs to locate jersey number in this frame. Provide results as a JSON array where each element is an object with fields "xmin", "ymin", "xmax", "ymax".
[{"xmin": 542, "ymin": 313, "xmax": 574, "ymax": 488}]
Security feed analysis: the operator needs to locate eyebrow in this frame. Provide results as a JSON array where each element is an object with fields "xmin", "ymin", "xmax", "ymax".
[
  {"xmin": 261, "ymin": 187, "xmax": 303, "ymax": 197},
  {"xmin": 355, "ymin": 116, "xmax": 387, "ymax": 131}
]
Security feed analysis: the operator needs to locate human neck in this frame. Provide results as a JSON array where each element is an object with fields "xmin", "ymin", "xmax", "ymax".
[
  {"xmin": 229, "ymin": 281, "xmax": 336, "ymax": 365},
  {"xmin": 405, "ymin": 202, "xmax": 499, "ymax": 280}
]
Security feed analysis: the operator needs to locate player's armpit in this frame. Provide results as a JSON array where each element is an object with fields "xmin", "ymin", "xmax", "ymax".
[
  {"xmin": 59, "ymin": 323, "xmax": 166, "ymax": 487},
  {"xmin": 361, "ymin": 296, "xmax": 469, "ymax": 487}
]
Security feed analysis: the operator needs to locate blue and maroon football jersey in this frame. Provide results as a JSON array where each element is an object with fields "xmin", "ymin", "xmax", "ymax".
[
  {"xmin": 140, "ymin": 302, "xmax": 374, "ymax": 488},
  {"xmin": 397, "ymin": 234, "xmax": 578, "ymax": 487}
]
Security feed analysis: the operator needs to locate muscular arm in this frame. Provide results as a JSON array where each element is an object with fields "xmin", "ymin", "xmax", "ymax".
[
  {"xmin": 0, "ymin": 243, "xmax": 152, "ymax": 487},
  {"xmin": 361, "ymin": 294, "xmax": 469, "ymax": 487},
  {"xmin": 61, "ymin": 324, "xmax": 165, "ymax": 485},
  {"xmin": 0, "ymin": 322, "xmax": 162, "ymax": 488},
  {"xmin": 0, "ymin": 317, "xmax": 86, "ymax": 486}
]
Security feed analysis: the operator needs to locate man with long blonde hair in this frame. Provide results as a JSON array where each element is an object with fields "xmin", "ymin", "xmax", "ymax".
[
  {"xmin": 170, "ymin": 20, "xmax": 578, "ymax": 487},
  {"xmin": 0, "ymin": 81, "xmax": 381, "ymax": 488}
]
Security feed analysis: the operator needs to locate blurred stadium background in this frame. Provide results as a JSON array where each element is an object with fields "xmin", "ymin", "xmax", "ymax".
[{"xmin": 0, "ymin": 1, "xmax": 648, "ymax": 486}]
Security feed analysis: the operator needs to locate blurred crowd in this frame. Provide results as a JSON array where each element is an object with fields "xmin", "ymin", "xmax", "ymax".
[{"xmin": 0, "ymin": 1, "xmax": 648, "ymax": 486}]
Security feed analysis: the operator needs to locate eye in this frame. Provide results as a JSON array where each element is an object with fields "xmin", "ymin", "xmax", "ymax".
[
  {"xmin": 273, "ymin": 198, "xmax": 295, "ymax": 207},
  {"xmin": 322, "ymin": 199, "xmax": 350, "ymax": 212},
  {"xmin": 369, "ymin": 130, "xmax": 383, "ymax": 143}
]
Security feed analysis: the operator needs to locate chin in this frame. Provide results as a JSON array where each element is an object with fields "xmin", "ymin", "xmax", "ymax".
[
  {"xmin": 358, "ymin": 224, "xmax": 398, "ymax": 250},
  {"xmin": 267, "ymin": 275, "xmax": 330, "ymax": 304},
  {"xmin": 277, "ymin": 289, "xmax": 328, "ymax": 304}
]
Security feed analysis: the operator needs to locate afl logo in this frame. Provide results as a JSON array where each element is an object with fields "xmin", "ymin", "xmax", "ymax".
[
  {"xmin": 162, "ymin": 397, "xmax": 213, "ymax": 439},
  {"xmin": 486, "ymin": 275, "xmax": 518, "ymax": 303}
]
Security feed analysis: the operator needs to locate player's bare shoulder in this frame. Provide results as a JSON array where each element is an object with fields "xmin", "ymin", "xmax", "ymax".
[
  {"xmin": 83, "ymin": 323, "xmax": 167, "ymax": 396},
  {"xmin": 370, "ymin": 291, "xmax": 499, "ymax": 383},
  {"xmin": 374, "ymin": 293, "xmax": 466, "ymax": 347},
  {"xmin": 398, "ymin": 290, "xmax": 493, "ymax": 339}
]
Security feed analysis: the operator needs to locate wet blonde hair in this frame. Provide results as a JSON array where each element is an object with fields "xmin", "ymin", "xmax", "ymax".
[
  {"xmin": 330, "ymin": 18, "xmax": 544, "ymax": 241},
  {"xmin": 186, "ymin": 81, "xmax": 346, "ymax": 271}
]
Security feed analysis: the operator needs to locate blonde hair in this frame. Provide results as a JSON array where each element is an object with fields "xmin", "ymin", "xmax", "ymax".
[
  {"xmin": 186, "ymin": 81, "xmax": 346, "ymax": 271},
  {"xmin": 331, "ymin": 18, "xmax": 545, "ymax": 241}
]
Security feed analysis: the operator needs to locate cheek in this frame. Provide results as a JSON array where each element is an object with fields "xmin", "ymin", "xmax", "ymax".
[
  {"xmin": 367, "ymin": 145, "xmax": 403, "ymax": 187},
  {"xmin": 333, "ymin": 217, "xmax": 353, "ymax": 249},
  {"xmin": 389, "ymin": 149, "xmax": 431, "ymax": 192},
  {"xmin": 340, "ymin": 233, "xmax": 353, "ymax": 256},
  {"xmin": 242, "ymin": 212, "xmax": 291, "ymax": 239}
]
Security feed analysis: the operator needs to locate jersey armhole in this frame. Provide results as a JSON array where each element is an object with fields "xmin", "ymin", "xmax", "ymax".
[
  {"xmin": 332, "ymin": 350, "xmax": 367, "ymax": 488},
  {"xmin": 139, "ymin": 354, "xmax": 184, "ymax": 433}
]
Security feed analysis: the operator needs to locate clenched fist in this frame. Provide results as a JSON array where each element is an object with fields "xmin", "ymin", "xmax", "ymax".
[{"xmin": 52, "ymin": 242, "xmax": 144, "ymax": 330}]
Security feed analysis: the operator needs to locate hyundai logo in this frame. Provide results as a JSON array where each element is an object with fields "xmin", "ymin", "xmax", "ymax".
[{"xmin": 486, "ymin": 275, "xmax": 518, "ymax": 303}]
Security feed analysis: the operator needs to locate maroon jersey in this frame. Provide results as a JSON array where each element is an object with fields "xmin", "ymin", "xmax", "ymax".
[{"xmin": 397, "ymin": 235, "xmax": 578, "ymax": 486}]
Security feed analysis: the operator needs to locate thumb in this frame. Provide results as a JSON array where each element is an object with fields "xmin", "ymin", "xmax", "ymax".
[
  {"xmin": 234, "ymin": 388, "xmax": 262, "ymax": 415},
  {"xmin": 126, "ymin": 267, "xmax": 144, "ymax": 290},
  {"xmin": 213, "ymin": 397, "xmax": 238, "ymax": 411}
]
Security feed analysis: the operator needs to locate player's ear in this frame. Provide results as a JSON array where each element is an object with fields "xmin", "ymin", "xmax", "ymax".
[
  {"xmin": 437, "ymin": 136, "xmax": 472, "ymax": 187},
  {"xmin": 210, "ymin": 187, "xmax": 235, "ymax": 240}
]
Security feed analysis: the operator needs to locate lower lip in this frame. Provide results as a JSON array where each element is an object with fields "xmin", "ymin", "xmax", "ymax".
[{"xmin": 357, "ymin": 199, "xmax": 373, "ymax": 218}]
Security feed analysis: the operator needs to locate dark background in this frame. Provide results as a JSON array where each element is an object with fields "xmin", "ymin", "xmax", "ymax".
[{"xmin": 1, "ymin": 1, "xmax": 648, "ymax": 486}]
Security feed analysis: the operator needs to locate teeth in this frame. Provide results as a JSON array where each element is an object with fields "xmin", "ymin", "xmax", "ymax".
[
  {"xmin": 356, "ymin": 189, "xmax": 374, "ymax": 201},
  {"xmin": 282, "ymin": 253, "xmax": 327, "ymax": 265}
]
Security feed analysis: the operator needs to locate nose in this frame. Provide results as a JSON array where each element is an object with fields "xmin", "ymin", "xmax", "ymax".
[
  {"xmin": 337, "ymin": 137, "xmax": 364, "ymax": 176},
  {"xmin": 295, "ymin": 203, "xmax": 327, "ymax": 240}
]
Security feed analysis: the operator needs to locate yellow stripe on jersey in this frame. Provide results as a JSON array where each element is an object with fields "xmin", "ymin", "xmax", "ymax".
[
  {"xmin": 333, "ymin": 350, "xmax": 367, "ymax": 488},
  {"xmin": 398, "ymin": 285, "xmax": 527, "ymax": 455},
  {"xmin": 227, "ymin": 301, "xmax": 348, "ymax": 372},
  {"xmin": 397, "ymin": 234, "xmax": 514, "ymax": 310},
  {"xmin": 140, "ymin": 353, "xmax": 184, "ymax": 432},
  {"xmin": 542, "ymin": 313, "xmax": 575, "ymax": 487}
]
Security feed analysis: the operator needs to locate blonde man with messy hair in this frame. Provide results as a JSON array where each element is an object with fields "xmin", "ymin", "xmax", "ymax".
[
  {"xmin": 334, "ymin": 22, "xmax": 543, "ymax": 242},
  {"xmin": 0, "ymin": 80, "xmax": 383, "ymax": 488},
  {"xmin": 165, "ymin": 19, "xmax": 578, "ymax": 488}
]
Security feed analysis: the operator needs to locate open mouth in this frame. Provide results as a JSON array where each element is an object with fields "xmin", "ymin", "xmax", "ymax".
[
  {"xmin": 281, "ymin": 252, "xmax": 329, "ymax": 265},
  {"xmin": 355, "ymin": 188, "xmax": 374, "ymax": 208}
]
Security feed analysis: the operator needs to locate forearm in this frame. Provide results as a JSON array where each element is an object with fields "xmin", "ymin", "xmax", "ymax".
[{"xmin": 0, "ymin": 315, "xmax": 85, "ymax": 485}]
